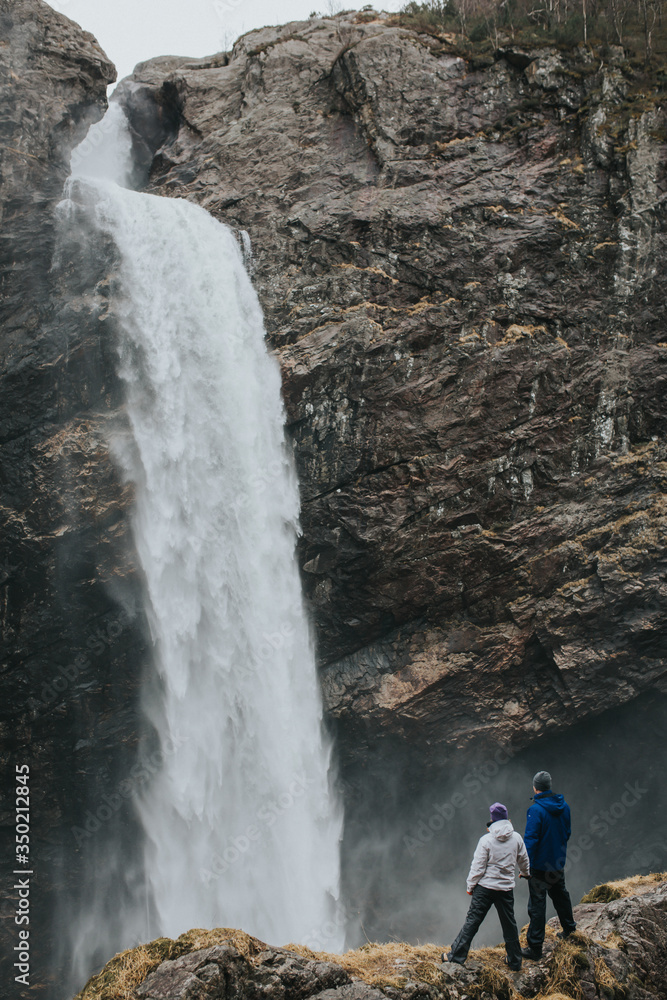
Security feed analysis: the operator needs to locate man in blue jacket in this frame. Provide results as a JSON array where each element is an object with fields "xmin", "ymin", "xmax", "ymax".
[{"xmin": 522, "ymin": 770, "xmax": 577, "ymax": 959}]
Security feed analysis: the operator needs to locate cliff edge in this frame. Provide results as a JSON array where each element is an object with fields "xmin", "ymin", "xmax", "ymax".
[{"xmin": 74, "ymin": 874, "xmax": 667, "ymax": 1000}]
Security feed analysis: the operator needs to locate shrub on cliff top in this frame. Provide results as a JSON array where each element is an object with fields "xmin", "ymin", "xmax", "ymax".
[
  {"xmin": 582, "ymin": 883, "xmax": 624, "ymax": 903},
  {"xmin": 581, "ymin": 871, "xmax": 666, "ymax": 903}
]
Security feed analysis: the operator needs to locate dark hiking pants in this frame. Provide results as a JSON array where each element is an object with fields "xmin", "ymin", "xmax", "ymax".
[
  {"xmin": 526, "ymin": 869, "xmax": 577, "ymax": 953},
  {"xmin": 450, "ymin": 885, "xmax": 522, "ymax": 968}
]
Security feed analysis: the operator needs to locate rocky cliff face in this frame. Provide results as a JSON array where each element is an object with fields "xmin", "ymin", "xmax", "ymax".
[
  {"xmin": 2, "ymin": 2, "xmax": 667, "ymax": 994},
  {"xmin": 0, "ymin": 2, "xmax": 150, "ymax": 994},
  {"xmin": 118, "ymin": 17, "xmax": 667, "ymax": 944},
  {"xmin": 123, "ymin": 11, "xmax": 667, "ymax": 769}
]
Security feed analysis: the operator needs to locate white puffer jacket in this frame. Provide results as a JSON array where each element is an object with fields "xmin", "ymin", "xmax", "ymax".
[{"xmin": 466, "ymin": 820, "xmax": 530, "ymax": 892}]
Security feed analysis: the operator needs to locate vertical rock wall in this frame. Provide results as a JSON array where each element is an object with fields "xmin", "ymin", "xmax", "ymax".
[
  {"xmin": 0, "ymin": 3, "xmax": 150, "ymax": 995},
  {"xmin": 122, "ymin": 12, "xmax": 667, "ymax": 767},
  {"xmin": 118, "ymin": 13, "xmax": 667, "ymax": 945}
]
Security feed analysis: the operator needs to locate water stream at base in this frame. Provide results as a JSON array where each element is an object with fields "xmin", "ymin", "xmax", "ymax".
[{"xmin": 60, "ymin": 104, "xmax": 343, "ymax": 980}]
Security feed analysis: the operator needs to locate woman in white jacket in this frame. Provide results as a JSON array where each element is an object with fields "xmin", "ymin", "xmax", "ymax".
[{"xmin": 443, "ymin": 802, "xmax": 530, "ymax": 971}]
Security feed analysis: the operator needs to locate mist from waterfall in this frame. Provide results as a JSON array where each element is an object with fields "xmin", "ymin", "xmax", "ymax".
[{"xmin": 60, "ymin": 104, "xmax": 343, "ymax": 986}]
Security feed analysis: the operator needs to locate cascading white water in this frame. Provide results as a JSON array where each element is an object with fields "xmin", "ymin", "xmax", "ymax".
[{"xmin": 63, "ymin": 105, "xmax": 343, "ymax": 954}]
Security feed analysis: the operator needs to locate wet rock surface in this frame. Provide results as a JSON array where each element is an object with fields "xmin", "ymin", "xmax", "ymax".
[
  {"xmin": 136, "ymin": 945, "xmax": 352, "ymax": 1000},
  {"xmin": 123, "ymin": 11, "xmax": 667, "ymax": 767},
  {"xmin": 0, "ymin": 1, "xmax": 148, "ymax": 994},
  {"xmin": 574, "ymin": 881, "xmax": 667, "ymax": 990}
]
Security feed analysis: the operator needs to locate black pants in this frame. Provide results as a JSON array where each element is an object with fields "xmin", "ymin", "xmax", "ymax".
[
  {"xmin": 526, "ymin": 869, "xmax": 577, "ymax": 953},
  {"xmin": 450, "ymin": 885, "xmax": 522, "ymax": 968}
]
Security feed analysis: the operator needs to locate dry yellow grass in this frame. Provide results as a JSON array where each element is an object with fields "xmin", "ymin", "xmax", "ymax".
[
  {"xmin": 580, "ymin": 871, "xmax": 666, "ymax": 904},
  {"xmin": 598, "ymin": 931, "xmax": 627, "ymax": 951},
  {"xmin": 497, "ymin": 323, "xmax": 548, "ymax": 345},
  {"xmin": 537, "ymin": 994, "xmax": 579, "ymax": 1000},
  {"xmin": 594, "ymin": 955, "xmax": 621, "ymax": 993},
  {"xmin": 471, "ymin": 964, "xmax": 515, "ymax": 1000},
  {"xmin": 77, "ymin": 941, "xmax": 170, "ymax": 1000},
  {"xmin": 534, "ymin": 935, "xmax": 591, "ymax": 1000},
  {"xmin": 533, "ymin": 931, "xmax": 626, "ymax": 1000},
  {"xmin": 469, "ymin": 944, "xmax": 508, "ymax": 968},
  {"xmin": 74, "ymin": 927, "xmax": 267, "ymax": 1000},
  {"xmin": 285, "ymin": 940, "xmax": 446, "ymax": 990}
]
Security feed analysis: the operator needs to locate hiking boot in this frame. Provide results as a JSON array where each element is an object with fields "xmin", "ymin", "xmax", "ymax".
[
  {"xmin": 442, "ymin": 952, "xmax": 465, "ymax": 965},
  {"xmin": 504, "ymin": 957, "xmax": 522, "ymax": 971},
  {"xmin": 521, "ymin": 947, "xmax": 542, "ymax": 960},
  {"xmin": 557, "ymin": 930, "xmax": 574, "ymax": 940}
]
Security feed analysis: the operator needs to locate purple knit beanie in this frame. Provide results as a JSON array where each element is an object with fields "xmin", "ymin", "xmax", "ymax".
[{"xmin": 490, "ymin": 802, "xmax": 509, "ymax": 823}]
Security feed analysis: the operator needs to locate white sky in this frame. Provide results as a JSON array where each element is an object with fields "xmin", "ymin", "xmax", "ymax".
[{"xmin": 45, "ymin": 0, "xmax": 404, "ymax": 83}]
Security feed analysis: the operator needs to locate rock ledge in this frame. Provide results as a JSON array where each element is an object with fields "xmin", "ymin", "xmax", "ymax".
[{"xmin": 76, "ymin": 878, "xmax": 667, "ymax": 1000}]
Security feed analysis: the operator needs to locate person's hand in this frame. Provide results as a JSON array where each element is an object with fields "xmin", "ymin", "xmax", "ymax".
[{"xmin": 467, "ymin": 889, "xmax": 473, "ymax": 895}]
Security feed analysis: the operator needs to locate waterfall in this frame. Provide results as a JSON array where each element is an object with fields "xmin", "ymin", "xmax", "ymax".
[{"xmin": 61, "ymin": 104, "xmax": 343, "ymax": 970}]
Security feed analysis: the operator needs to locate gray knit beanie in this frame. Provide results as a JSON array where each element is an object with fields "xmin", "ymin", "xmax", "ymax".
[{"xmin": 533, "ymin": 770, "xmax": 552, "ymax": 791}]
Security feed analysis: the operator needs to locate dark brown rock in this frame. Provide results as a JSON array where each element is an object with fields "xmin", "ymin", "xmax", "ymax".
[
  {"xmin": 0, "ymin": 2, "xmax": 151, "ymax": 995},
  {"xmin": 257, "ymin": 950, "xmax": 350, "ymax": 998},
  {"xmin": 573, "ymin": 882, "xmax": 667, "ymax": 990},
  {"xmin": 135, "ymin": 944, "xmax": 352, "ymax": 1000},
  {"xmin": 136, "ymin": 945, "xmax": 260, "ymax": 1000},
  {"xmin": 312, "ymin": 986, "xmax": 388, "ymax": 1000}
]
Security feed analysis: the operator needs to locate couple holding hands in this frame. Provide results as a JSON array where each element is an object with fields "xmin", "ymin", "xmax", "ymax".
[{"xmin": 443, "ymin": 770, "xmax": 577, "ymax": 971}]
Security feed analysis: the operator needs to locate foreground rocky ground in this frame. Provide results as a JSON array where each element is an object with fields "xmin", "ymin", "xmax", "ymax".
[{"xmin": 74, "ymin": 875, "xmax": 667, "ymax": 1000}]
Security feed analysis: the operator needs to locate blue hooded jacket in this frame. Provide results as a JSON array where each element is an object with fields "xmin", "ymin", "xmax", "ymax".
[{"xmin": 524, "ymin": 791, "xmax": 571, "ymax": 871}]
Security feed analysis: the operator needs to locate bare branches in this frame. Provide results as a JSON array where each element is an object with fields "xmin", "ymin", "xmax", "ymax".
[{"xmin": 399, "ymin": 0, "xmax": 667, "ymax": 63}]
